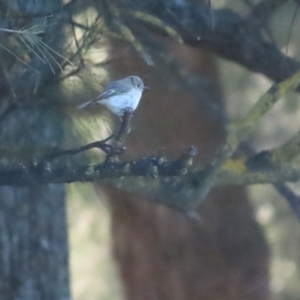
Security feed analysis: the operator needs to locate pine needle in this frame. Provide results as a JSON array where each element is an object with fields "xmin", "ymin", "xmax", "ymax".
[{"xmin": 0, "ymin": 26, "xmax": 75, "ymax": 73}]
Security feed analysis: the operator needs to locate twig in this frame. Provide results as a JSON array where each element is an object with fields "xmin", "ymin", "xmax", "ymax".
[
  {"xmin": 239, "ymin": 142, "xmax": 300, "ymax": 222},
  {"xmin": 275, "ymin": 184, "xmax": 300, "ymax": 221},
  {"xmin": 44, "ymin": 134, "xmax": 114, "ymax": 161},
  {"xmin": 114, "ymin": 108, "xmax": 134, "ymax": 146},
  {"xmin": 106, "ymin": 108, "xmax": 134, "ymax": 161}
]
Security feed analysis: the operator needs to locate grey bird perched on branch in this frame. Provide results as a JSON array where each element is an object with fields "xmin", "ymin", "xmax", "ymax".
[{"xmin": 78, "ymin": 76, "xmax": 148, "ymax": 116}]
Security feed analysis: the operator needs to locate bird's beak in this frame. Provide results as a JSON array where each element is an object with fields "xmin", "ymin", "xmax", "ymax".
[{"xmin": 143, "ymin": 86, "xmax": 150, "ymax": 90}]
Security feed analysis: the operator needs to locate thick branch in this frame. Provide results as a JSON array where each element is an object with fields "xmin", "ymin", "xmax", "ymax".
[
  {"xmin": 129, "ymin": 3, "xmax": 300, "ymax": 84},
  {"xmin": 0, "ymin": 146, "xmax": 197, "ymax": 186},
  {"xmin": 169, "ymin": 4, "xmax": 300, "ymax": 82},
  {"xmin": 0, "ymin": 146, "xmax": 300, "ymax": 211}
]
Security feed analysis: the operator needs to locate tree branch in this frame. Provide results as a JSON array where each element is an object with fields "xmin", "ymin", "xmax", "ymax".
[
  {"xmin": 0, "ymin": 146, "xmax": 300, "ymax": 212},
  {"xmin": 0, "ymin": 146, "xmax": 198, "ymax": 186},
  {"xmin": 127, "ymin": 3, "xmax": 300, "ymax": 84}
]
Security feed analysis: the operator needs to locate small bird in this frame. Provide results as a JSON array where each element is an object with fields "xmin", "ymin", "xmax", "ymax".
[{"xmin": 78, "ymin": 76, "xmax": 148, "ymax": 116}]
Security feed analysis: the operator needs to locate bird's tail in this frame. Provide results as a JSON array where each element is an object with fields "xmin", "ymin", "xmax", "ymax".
[{"xmin": 77, "ymin": 100, "xmax": 93, "ymax": 109}]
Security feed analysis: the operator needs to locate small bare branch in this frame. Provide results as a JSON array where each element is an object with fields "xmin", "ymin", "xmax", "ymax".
[{"xmin": 43, "ymin": 134, "xmax": 115, "ymax": 161}]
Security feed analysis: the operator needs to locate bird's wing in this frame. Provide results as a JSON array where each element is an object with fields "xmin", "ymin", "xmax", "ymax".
[{"xmin": 96, "ymin": 80, "xmax": 131, "ymax": 101}]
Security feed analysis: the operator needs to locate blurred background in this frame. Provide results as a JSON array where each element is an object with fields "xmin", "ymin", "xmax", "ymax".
[{"xmin": 1, "ymin": 0, "xmax": 300, "ymax": 299}]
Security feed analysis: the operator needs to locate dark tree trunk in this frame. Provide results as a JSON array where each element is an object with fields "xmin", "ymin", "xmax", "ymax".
[
  {"xmin": 0, "ymin": 185, "xmax": 70, "ymax": 300},
  {"xmin": 102, "ymin": 42, "xmax": 270, "ymax": 300},
  {"xmin": 0, "ymin": 108, "xmax": 70, "ymax": 300},
  {"xmin": 0, "ymin": 1, "xmax": 71, "ymax": 297}
]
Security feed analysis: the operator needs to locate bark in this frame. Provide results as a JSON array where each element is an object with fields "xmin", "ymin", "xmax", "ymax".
[
  {"xmin": 0, "ymin": 1, "xmax": 71, "ymax": 299},
  {"xmin": 0, "ymin": 109, "xmax": 70, "ymax": 300},
  {"xmin": 0, "ymin": 185, "xmax": 69, "ymax": 300}
]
